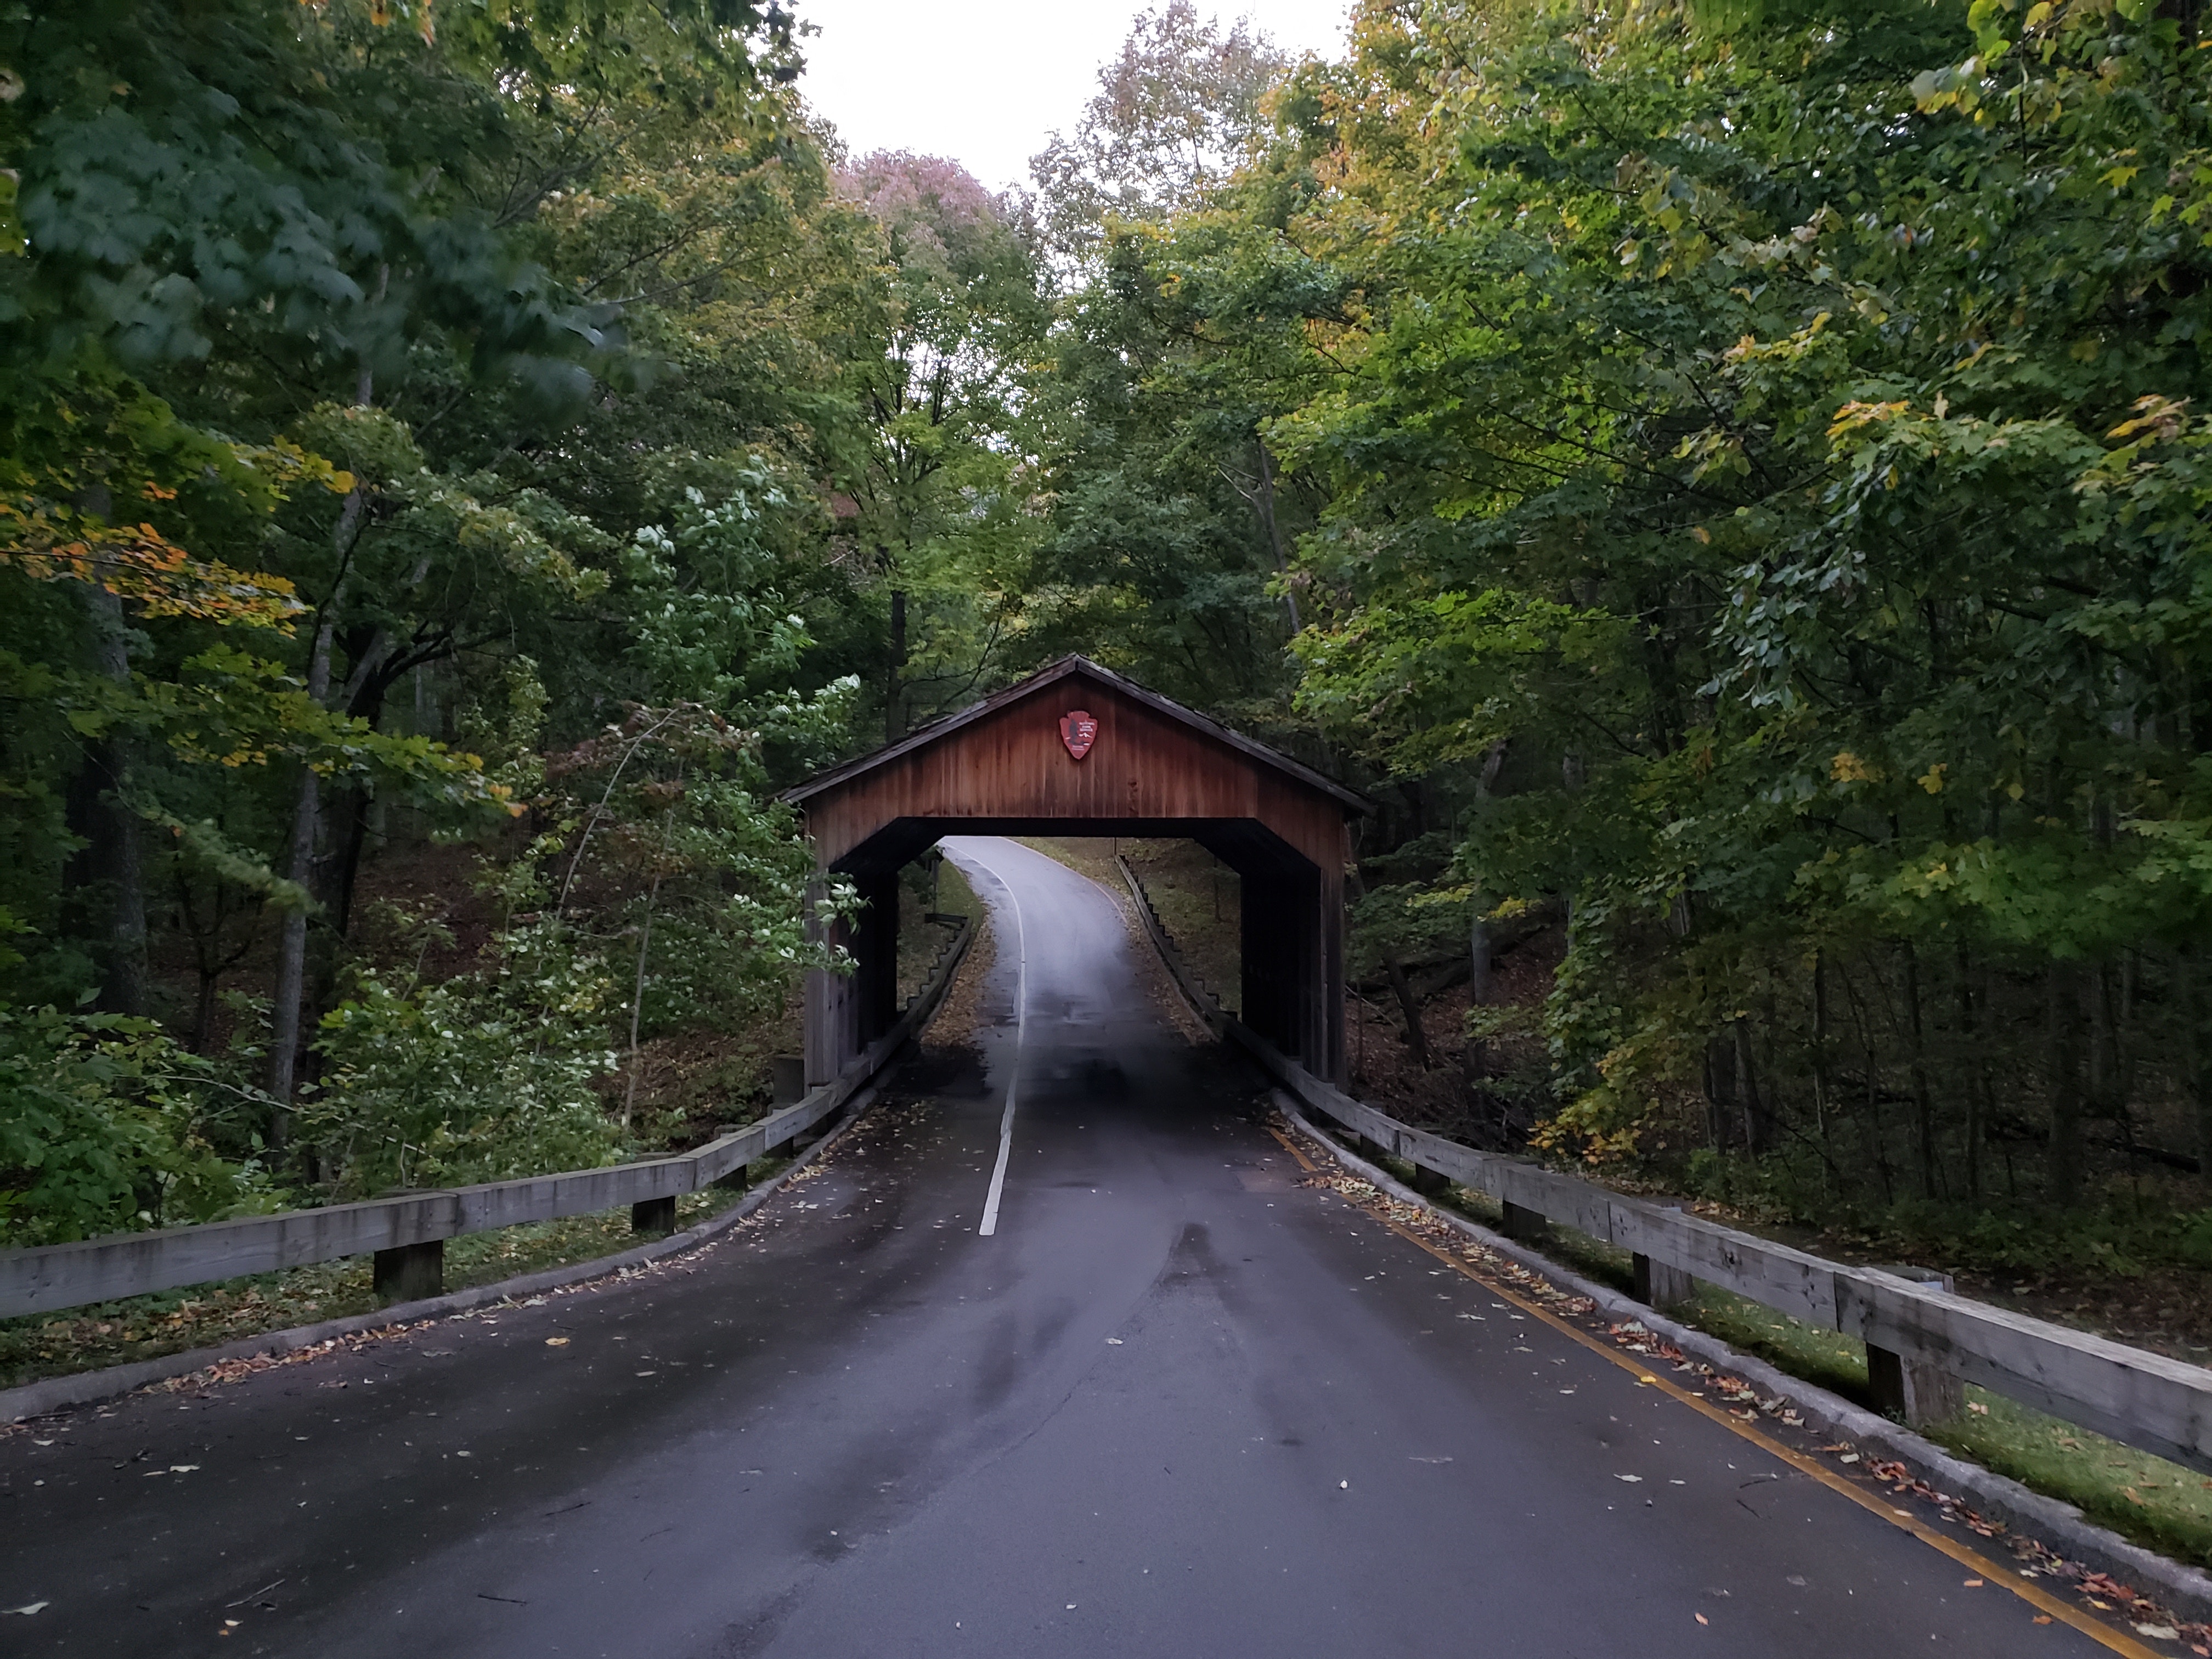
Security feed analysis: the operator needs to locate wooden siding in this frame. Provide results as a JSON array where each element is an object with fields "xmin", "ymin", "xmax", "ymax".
[{"xmin": 801, "ymin": 673, "xmax": 1348, "ymax": 878}]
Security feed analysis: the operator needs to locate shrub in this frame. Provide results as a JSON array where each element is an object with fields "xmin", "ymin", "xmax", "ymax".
[
  {"xmin": 0, "ymin": 1003, "xmax": 283, "ymax": 1245},
  {"xmin": 307, "ymin": 922, "xmax": 620, "ymax": 1197}
]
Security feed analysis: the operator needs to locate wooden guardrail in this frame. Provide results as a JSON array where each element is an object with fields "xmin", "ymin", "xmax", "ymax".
[
  {"xmin": 0, "ymin": 916, "xmax": 974, "ymax": 1321},
  {"xmin": 1114, "ymin": 857, "xmax": 2212, "ymax": 1476}
]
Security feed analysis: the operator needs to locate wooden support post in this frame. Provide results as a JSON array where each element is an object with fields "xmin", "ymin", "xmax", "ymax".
[
  {"xmin": 713, "ymin": 1161, "xmax": 752, "ymax": 1194},
  {"xmin": 1867, "ymin": 1344, "xmax": 1964, "ymax": 1427},
  {"xmin": 1408, "ymin": 1163, "xmax": 1451, "ymax": 1198},
  {"xmin": 1502, "ymin": 1200, "xmax": 1547, "ymax": 1244},
  {"xmin": 1633, "ymin": 1252, "xmax": 1696, "ymax": 1311},
  {"xmin": 770, "ymin": 1056, "xmax": 805, "ymax": 1106},
  {"xmin": 631, "ymin": 1195, "xmax": 677, "ymax": 1236},
  {"xmin": 373, "ymin": 1239, "xmax": 443, "ymax": 1305}
]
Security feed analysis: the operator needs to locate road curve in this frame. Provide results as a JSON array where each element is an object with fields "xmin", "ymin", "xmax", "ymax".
[{"xmin": 1, "ymin": 835, "xmax": 2108, "ymax": 1657}]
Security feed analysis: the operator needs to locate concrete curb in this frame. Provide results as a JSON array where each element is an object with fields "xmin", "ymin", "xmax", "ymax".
[
  {"xmin": 1275, "ymin": 1097, "xmax": 2212, "ymax": 1627},
  {"xmin": 2, "ymin": 1086, "xmax": 889, "ymax": 1425}
]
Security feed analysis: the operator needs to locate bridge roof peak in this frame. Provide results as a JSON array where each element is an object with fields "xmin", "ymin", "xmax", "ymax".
[{"xmin": 784, "ymin": 654, "xmax": 1370, "ymax": 816}]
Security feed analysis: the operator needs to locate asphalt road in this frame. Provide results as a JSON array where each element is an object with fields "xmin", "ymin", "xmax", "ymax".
[{"xmin": 1, "ymin": 836, "xmax": 2110, "ymax": 1657}]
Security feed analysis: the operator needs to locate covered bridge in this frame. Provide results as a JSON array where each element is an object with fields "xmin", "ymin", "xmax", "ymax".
[{"xmin": 785, "ymin": 656, "xmax": 1369, "ymax": 1090}]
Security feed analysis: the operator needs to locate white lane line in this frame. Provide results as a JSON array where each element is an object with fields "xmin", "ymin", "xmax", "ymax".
[{"xmin": 975, "ymin": 850, "xmax": 1028, "ymax": 1237}]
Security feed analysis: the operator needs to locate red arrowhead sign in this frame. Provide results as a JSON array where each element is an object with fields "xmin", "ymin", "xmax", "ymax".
[{"xmin": 1059, "ymin": 709, "xmax": 1098, "ymax": 760}]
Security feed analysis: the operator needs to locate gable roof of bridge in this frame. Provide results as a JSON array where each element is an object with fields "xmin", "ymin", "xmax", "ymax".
[{"xmin": 783, "ymin": 654, "xmax": 1371, "ymax": 816}]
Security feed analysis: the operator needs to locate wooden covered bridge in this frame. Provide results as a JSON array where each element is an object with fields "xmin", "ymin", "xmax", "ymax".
[{"xmin": 785, "ymin": 656, "xmax": 1369, "ymax": 1089}]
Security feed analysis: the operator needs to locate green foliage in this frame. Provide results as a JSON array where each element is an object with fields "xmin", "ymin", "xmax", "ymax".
[
  {"xmin": 0, "ymin": 0, "xmax": 881, "ymax": 1235},
  {"xmin": 0, "ymin": 1004, "xmax": 281, "ymax": 1245},
  {"xmin": 1071, "ymin": 0, "xmax": 2212, "ymax": 1207},
  {"xmin": 307, "ymin": 922, "xmax": 620, "ymax": 1197}
]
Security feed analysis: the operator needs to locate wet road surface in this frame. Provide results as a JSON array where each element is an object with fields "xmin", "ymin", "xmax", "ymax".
[{"xmin": 0, "ymin": 836, "xmax": 2108, "ymax": 1656}]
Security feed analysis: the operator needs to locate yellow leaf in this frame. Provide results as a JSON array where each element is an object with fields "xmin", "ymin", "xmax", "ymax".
[{"xmin": 1831, "ymin": 750, "xmax": 1882, "ymax": 783}]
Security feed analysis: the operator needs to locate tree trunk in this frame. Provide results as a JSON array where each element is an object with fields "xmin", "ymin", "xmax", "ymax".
[
  {"xmin": 1811, "ymin": 949, "xmax": 1833, "ymax": 1192},
  {"xmin": 1384, "ymin": 951, "xmax": 1434, "ymax": 1070},
  {"xmin": 1955, "ymin": 943, "xmax": 1989, "ymax": 1204},
  {"xmin": 266, "ymin": 610, "xmax": 336, "ymax": 1131},
  {"xmin": 886, "ymin": 587, "xmax": 906, "ymax": 743},
  {"xmin": 1734, "ymin": 1018, "xmax": 1768, "ymax": 1155},
  {"xmin": 1462, "ymin": 738, "xmax": 1508, "ymax": 1094},
  {"xmin": 268, "ymin": 499, "xmax": 365, "ymax": 1121},
  {"xmin": 2181, "ymin": 949, "xmax": 2212, "ymax": 1183},
  {"xmin": 1902, "ymin": 943, "xmax": 1939, "ymax": 1199},
  {"xmin": 2047, "ymin": 958, "xmax": 2085, "ymax": 1206},
  {"xmin": 65, "ymin": 502, "xmax": 148, "ymax": 1016},
  {"xmin": 269, "ymin": 347, "xmax": 380, "ymax": 1123},
  {"xmin": 1704, "ymin": 1033, "xmax": 1734, "ymax": 1150},
  {"xmin": 623, "ymin": 878, "xmax": 661, "ymax": 1128},
  {"xmin": 1465, "ymin": 893, "xmax": 1492, "ymax": 1087},
  {"xmin": 1252, "ymin": 439, "xmax": 1300, "ymax": 634}
]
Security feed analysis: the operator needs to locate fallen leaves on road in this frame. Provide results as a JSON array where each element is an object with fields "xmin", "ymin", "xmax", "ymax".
[
  {"xmin": 5, "ymin": 1602, "xmax": 48, "ymax": 1616},
  {"xmin": 1278, "ymin": 1112, "xmax": 2212, "ymax": 1658},
  {"xmin": 544, "ymin": 1338, "xmax": 569, "ymax": 1347}
]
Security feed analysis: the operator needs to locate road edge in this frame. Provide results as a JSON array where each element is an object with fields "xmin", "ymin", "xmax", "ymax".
[
  {"xmin": 1119, "ymin": 836, "xmax": 2212, "ymax": 1618},
  {"xmin": 1274, "ymin": 1096, "xmax": 2212, "ymax": 1627},
  {"xmin": 2, "ymin": 1085, "xmax": 890, "ymax": 1425}
]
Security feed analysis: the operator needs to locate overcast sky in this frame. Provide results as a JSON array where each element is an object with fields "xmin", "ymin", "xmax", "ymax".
[{"xmin": 791, "ymin": 2, "xmax": 1355, "ymax": 193}]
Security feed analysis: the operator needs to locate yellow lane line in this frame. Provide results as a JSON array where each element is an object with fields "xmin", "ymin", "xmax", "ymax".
[{"xmin": 1271, "ymin": 1121, "xmax": 2158, "ymax": 1659}]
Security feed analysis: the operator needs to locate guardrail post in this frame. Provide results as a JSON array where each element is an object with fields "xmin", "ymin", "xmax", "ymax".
[
  {"xmin": 373, "ymin": 1240, "xmax": 443, "ymax": 1305},
  {"xmin": 1407, "ymin": 1162, "xmax": 1451, "ymax": 1198},
  {"xmin": 1502, "ymin": 1201, "xmax": 1547, "ymax": 1244},
  {"xmin": 1861, "ymin": 1266, "xmax": 1965, "ymax": 1426},
  {"xmin": 713, "ymin": 1161, "xmax": 752, "ymax": 1194},
  {"xmin": 1867, "ymin": 1343, "xmax": 1963, "ymax": 1426},
  {"xmin": 1632, "ymin": 1254, "xmax": 1695, "ymax": 1311},
  {"xmin": 631, "ymin": 1196, "xmax": 677, "ymax": 1235}
]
